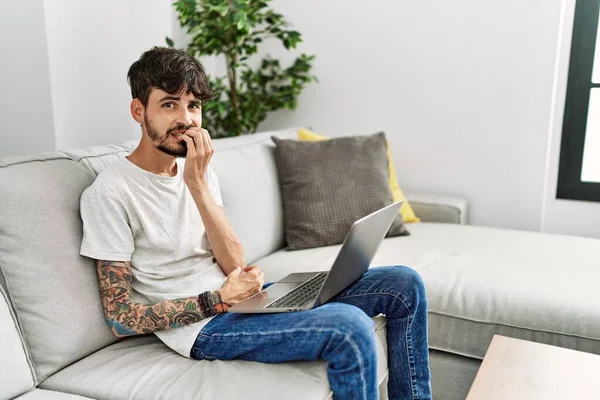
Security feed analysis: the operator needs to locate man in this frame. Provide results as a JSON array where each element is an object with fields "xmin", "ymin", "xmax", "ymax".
[{"xmin": 79, "ymin": 46, "xmax": 432, "ymax": 400}]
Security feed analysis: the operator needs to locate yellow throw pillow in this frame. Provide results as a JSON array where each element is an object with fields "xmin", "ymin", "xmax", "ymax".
[{"xmin": 297, "ymin": 128, "xmax": 420, "ymax": 223}]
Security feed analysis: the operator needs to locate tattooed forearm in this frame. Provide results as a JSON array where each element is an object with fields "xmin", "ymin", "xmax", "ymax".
[{"xmin": 95, "ymin": 260, "xmax": 230, "ymax": 338}]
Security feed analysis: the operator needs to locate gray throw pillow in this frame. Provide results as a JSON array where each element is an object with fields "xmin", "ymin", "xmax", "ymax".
[{"xmin": 271, "ymin": 132, "xmax": 409, "ymax": 250}]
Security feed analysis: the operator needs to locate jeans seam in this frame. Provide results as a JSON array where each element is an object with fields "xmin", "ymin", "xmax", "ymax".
[
  {"xmin": 333, "ymin": 291, "xmax": 412, "ymax": 317},
  {"xmin": 405, "ymin": 315, "xmax": 418, "ymax": 399},
  {"xmin": 196, "ymin": 331, "xmax": 212, "ymax": 340},
  {"xmin": 339, "ymin": 332, "xmax": 368, "ymax": 400},
  {"xmin": 195, "ymin": 327, "xmax": 369, "ymax": 400}
]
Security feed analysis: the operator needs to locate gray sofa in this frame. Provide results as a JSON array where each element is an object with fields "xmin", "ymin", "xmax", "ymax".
[{"xmin": 1, "ymin": 127, "xmax": 600, "ymax": 400}]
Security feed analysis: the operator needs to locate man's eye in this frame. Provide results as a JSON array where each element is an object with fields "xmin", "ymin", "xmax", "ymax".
[
  {"xmin": 190, "ymin": 103, "xmax": 200, "ymax": 109},
  {"xmin": 163, "ymin": 103, "xmax": 173, "ymax": 108}
]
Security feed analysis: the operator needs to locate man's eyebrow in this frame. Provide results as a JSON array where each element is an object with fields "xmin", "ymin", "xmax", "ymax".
[
  {"xmin": 158, "ymin": 95, "xmax": 180, "ymax": 102},
  {"xmin": 158, "ymin": 95, "xmax": 201, "ymax": 103}
]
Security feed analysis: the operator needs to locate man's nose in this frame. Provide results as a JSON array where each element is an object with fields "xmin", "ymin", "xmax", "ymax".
[{"xmin": 176, "ymin": 107, "xmax": 194, "ymax": 127}]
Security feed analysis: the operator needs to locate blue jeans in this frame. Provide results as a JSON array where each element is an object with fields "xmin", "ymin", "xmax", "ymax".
[{"xmin": 191, "ymin": 266, "xmax": 432, "ymax": 400}]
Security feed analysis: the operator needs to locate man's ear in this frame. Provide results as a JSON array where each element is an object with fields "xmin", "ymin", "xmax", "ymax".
[{"xmin": 130, "ymin": 98, "xmax": 144, "ymax": 126}]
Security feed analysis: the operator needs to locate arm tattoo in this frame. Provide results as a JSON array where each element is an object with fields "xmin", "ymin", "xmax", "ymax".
[{"xmin": 96, "ymin": 260, "xmax": 229, "ymax": 338}]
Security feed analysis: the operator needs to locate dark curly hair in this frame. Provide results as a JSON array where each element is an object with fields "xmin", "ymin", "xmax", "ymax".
[{"xmin": 127, "ymin": 46, "xmax": 214, "ymax": 107}]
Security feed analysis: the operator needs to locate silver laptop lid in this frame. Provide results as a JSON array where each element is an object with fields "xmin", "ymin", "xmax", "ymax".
[{"xmin": 313, "ymin": 200, "xmax": 404, "ymax": 307}]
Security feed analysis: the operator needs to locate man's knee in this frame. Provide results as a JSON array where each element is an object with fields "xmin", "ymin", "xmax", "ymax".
[
  {"xmin": 399, "ymin": 265, "xmax": 426, "ymax": 296},
  {"xmin": 375, "ymin": 265, "xmax": 428, "ymax": 310},
  {"xmin": 401, "ymin": 266, "xmax": 427, "ymax": 313},
  {"xmin": 321, "ymin": 303, "xmax": 377, "ymax": 345}
]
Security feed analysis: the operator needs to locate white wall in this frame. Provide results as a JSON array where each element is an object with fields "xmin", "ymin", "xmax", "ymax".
[
  {"xmin": 541, "ymin": 0, "xmax": 600, "ymax": 238},
  {"xmin": 0, "ymin": 0, "xmax": 221, "ymax": 155},
  {"xmin": 2, "ymin": 1, "xmax": 598, "ymax": 237},
  {"xmin": 254, "ymin": 0, "xmax": 592, "ymax": 234},
  {"xmin": 44, "ymin": 0, "xmax": 174, "ymax": 150},
  {"xmin": 0, "ymin": 0, "xmax": 55, "ymax": 157}
]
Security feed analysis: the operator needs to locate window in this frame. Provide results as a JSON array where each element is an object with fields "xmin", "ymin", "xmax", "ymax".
[{"xmin": 557, "ymin": 0, "xmax": 600, "ymax": 201}]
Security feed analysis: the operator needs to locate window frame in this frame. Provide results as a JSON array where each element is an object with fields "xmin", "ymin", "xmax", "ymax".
[{"xmin": 557, "ymin": 0, "xmax": 600, "ymax": 202}]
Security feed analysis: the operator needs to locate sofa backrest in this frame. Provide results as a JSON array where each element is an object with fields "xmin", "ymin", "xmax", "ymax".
[
  {"xmin": 0, "ymin": 284, "xmax": 36, "ymax": 399},
  {"xmin": 59, "ymin": 141, "xmax": 138, "ymax": 175},
  {"xmin": 211, "ymin": 128, "xmax": 297, "ymax": 263},
  {"xmin": 0, "ymin": 152, "xmax": 120, "ymax": 382}
]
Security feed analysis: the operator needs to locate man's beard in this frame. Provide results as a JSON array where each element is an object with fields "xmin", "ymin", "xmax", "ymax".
[{"xmin": 144, "ymin": 115, "xmax": 191, "ymax": 158}]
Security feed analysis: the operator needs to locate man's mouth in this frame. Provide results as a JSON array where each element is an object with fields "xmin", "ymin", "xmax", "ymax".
[{"xmin": 170, "ymin": 131, "xmax": 186, "ymax": 140}]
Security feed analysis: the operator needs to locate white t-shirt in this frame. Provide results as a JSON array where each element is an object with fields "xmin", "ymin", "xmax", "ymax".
[{"xmin": 79, "ymin": 156, "xmax": 227, "ymax": 357}]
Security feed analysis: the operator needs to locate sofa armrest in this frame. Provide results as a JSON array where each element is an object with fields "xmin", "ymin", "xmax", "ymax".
[{"xmin": 405, "ymin": 191, "xmax": 469, "ymax": 225}]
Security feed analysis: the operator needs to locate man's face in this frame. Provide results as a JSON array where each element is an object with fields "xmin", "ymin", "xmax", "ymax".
[{"xmin": 142, "ymin": 88, "xmax": 202, "ymax": 158}]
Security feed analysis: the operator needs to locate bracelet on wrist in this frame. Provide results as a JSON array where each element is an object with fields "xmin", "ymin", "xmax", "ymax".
[{"xmin": 198, "ymin": 290, "xmax": 231, "ymax": 315}]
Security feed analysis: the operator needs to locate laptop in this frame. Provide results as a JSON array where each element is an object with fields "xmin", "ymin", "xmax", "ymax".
[{"xmin": 228, "ymin": 200, "xmax": 404, "ymax": 313}]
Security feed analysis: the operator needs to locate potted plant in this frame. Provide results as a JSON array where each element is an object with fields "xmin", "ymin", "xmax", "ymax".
[{"xmin": 167, "ymin": 0, "xmax": 317, "ymax": 138}]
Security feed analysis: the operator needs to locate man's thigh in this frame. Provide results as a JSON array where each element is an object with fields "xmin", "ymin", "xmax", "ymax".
[
  {"xmin": 327, "ymin": 265, "xmax": 421, "ymax": 317},
  {"xmin": 191, "ymin": 302, "xmax": 372, "ymax": 362}
]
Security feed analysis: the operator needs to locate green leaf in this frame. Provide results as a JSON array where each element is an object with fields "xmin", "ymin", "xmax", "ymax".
[
  {"xmin": 217, "ymin": 102, "xmax": 227, "ymax": 118},
  {"xmin": 185, "ymin": 301, "xmax": 196, "ymax": 311},
  {"xmin": 218, "ymin": 6, "xmax": 229, "ymax": 16},
  {"xmin": 165, "ymin": 36, "xmax": 174, "ymax": 47}
]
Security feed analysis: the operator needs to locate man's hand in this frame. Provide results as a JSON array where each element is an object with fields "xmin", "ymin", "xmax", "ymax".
[
  {"xmin": 218, "ymin": 265, "xmax": 265, "ymax": 305},
  {"xmin": 178, "ymin": 127, "xmax": 213, "ymax": 189}
]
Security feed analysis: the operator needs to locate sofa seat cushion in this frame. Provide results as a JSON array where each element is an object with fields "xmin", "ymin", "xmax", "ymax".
[
  {"xmin": 40, "ymin": 318, "xmax": 388, "ymax": 400},
  {"xmin": 254, "ymin": 222, "xmax": 600, "ymax": 360},
  {"xmin": 15, "ymin": 389, "xmax": 94, "ymax": 400}
]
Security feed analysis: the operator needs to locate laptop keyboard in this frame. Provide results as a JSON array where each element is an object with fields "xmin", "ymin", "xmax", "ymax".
[{"xmin": 265, "ymin": 272, "xmax": 328, "ymax": 309}]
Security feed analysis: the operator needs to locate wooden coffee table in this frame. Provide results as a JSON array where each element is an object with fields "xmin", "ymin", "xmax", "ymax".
[{"xmin": 466, "ymin": 335, "xmax": 600, "ymax": 399}]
